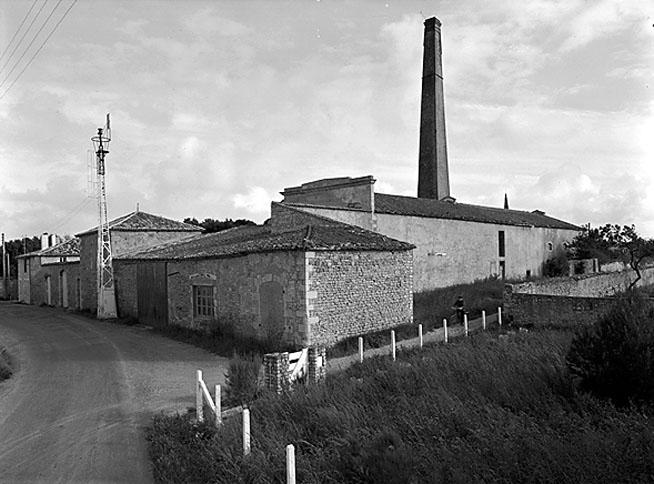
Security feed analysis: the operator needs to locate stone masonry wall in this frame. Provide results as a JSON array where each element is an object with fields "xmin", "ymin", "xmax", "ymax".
[
  {"xmin": 308, "ymin": 250, "xmax": 413, "ymax": 346},
  {"xmin": 504, "ymin": 266, "xmax": 654, "ymax": 328},
  {"xmin": 504, "ymin": 291, "xmax": 617, "ymax": 328},
  {"xmin": 166, "ymin": 251, "xmax": 308, "ymax": 347},
  {"xmin": 509, "ymin": 265, "xmax": 654, "ymax": 298},
  {"xmin": 21, "ymin": 258, "xmax": 80, "ymax": 308}
]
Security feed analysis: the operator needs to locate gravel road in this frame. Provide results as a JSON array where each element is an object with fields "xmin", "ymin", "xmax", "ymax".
[{"xmin": 0, "ymin": 302, "xmax": 229, "ymax": 484}]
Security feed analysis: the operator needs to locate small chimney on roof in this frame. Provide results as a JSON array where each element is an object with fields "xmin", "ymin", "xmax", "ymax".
[
  {"xmin": 418, "ymin": 17, "xmax": 450, "ymax": 201},
  {"xmin": 41, "ymin": 232, "xmax": 49, "ymax": 249},
  {"xmin": 504, "ymin": 193, "xmax": 509, "ymax": 209}
]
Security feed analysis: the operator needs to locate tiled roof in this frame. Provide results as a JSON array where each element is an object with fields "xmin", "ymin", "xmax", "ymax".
[
  {"xmin": 374, "ymin": 194, "xmax": 580, "ymax": 230},
  {"xmin": 16, "ymin": 237, "xmax": 80, "ymax": 258},
  {"xmin": 120, "ymin": 219, "xmax": 414, "ymax": 261},
  {"xmin": 76, "ymin": 211, "xmax": 203, "ymax": 237}
]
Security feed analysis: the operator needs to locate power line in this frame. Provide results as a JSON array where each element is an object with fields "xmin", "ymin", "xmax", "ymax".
[
  {"xmin": 0, "ymin": 0, "xmax": 77, "ymax": 100},
  {"xmin": 0, "ymin": 0, "xmax": 49, "ymax": 76},
  {"xmin": 0, "ymin": 0, "xmax": 66, "ymax": 92},
  {"xmin": 0, "ymin": 0, "xmax": 40, "ymax": 65}
]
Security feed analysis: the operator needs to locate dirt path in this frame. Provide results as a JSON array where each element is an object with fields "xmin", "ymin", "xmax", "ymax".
[{"xmin": 0, "ymin": 302, "xmax": 228, "ymax": 484}]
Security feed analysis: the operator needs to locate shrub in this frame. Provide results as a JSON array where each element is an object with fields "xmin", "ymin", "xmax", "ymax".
[
  {"xmin": 566, "ymin": 293, "xmax": 654, "ymax": 406},
  {"xmin": 543, "ymin": 252, "xmax": 569, "ymax": 277},
  {"xmin": 224, "ymin": 352, "xmax": 262, "ymax": 406}
]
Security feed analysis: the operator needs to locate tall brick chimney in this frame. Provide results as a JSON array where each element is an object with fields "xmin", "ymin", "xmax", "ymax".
[{"xmin": 417, "ymin": 17, "xmax": 450, "ymax": 200}]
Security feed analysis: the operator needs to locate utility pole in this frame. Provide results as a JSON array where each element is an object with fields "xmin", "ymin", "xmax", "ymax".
[
  {"xmin": 1, "ymin": 232, "xmax": 5, "ymax": 299},
  {"xmin": 91, "ymin": 114, "xmax": 117, "ymax": 318}
]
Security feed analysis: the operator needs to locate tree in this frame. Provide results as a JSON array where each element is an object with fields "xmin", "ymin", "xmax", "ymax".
[
  {"xmin": 601, "ymin": 224, "xmax": 654, "ymax": 289},
  {"xmin": 183, "ymin": 217, "xmax": 256, "ymax": 234},
  {"xmin": 1, "ymin": 236, "xmax": 41, "ymax": 278},
  {"xmin": 566, "ymin": 223, "xmax": 654, "ymax": 289}
]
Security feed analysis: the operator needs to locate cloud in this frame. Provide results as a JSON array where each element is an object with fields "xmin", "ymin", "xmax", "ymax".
[{"xmin": 232, "ymin": 187, "xmax": 281, "ymax": 217}]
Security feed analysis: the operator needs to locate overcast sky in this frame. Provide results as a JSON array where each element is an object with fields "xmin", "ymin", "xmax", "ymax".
[{"xmin": 1, "ymin": 0, "xmax": 652, "ymax": 241}]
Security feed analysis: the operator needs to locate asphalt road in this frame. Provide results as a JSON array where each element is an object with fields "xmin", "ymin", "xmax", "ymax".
[{"xmin": 0, "ymin": 302, "xmax": 229, "ymax": 484}]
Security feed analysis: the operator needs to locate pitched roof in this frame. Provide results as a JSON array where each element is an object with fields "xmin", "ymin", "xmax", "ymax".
[
  {"xmin": 372, "ymin": 193, "xmax": 580, "ymax": 230},
  {"xmin": 120, "ymin": 217, "xmax": 414, "ymax": 261},
  {"xmin": 16, "ymin": 237, "xmax": 80, "ymax": 259},
  {"xmin": 76, "ymin": 211, "xmax": 203, "ymax": 237}
]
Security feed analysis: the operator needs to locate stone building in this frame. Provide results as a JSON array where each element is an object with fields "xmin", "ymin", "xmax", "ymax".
[
  {"xmin": 119, "ymin": 204, "xmax": 414, "ymax": 347},
  {"xmin": 75, "ymin": 210, "xmax": 203, "ymax": 316},
  {"xmin": 17, "ymin": 237, "xmax": 81, "ymax": 308},
  {"xmin": 278, "ymin": 17, "xmax": 580, "ymax": 291}
]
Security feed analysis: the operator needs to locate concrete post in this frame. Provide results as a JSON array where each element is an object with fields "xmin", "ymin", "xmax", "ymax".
[{"xmin": 308, "ymin": 347, "xmax": 326, "ymax": 384}]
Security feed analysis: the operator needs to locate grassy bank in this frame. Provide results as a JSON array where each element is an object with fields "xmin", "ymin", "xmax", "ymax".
[{"xmin": 147, "ymin": 329, "xmax": 654, "ymax": 483}]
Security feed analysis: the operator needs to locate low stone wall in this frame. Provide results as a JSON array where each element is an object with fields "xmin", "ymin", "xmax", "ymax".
[
  {"xmin": 510, "ymin": 265, "xmax": 654, "ymax": 298},
  {"xmin": 504, "ymin": 265, "xmax": 654, "ymax": 328},
  {"xmin": 504, "ymin": 292, "xmax": 617, "ymax": 328}
]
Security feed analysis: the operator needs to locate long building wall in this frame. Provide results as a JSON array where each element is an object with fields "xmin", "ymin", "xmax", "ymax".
[
  {"xmin": 17, "ymin": 256, "xmax": 80, "ymax": 308},
  {"xmin": 285, "ymin": 204, "xmax": 576, "ymax": 291}
]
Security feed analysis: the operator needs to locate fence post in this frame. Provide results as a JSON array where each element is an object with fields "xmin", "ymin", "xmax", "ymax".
[
  {"xmin": 358, "ymin": 336, "xmax": 364, "ymax": 363},
  {"xmin": 308, "ymin": 347, "xmax": 326, "ymax": 384},
  {"xmin": 215, "ymin": 384, "xmax": 222, "ymax": 427},
  {"xmin": 443, "ymin": 318, "xmax": 448, "ymax": 343},
  {"xmin": 286, "ymin": 444, "xmax": 296, "ymax": 484},
  {"xmin": 482, "ymin": 310, "xmax": 486, "ymax": 330},
  {"xmin": 243, "ymin": 408, "xmax": 251, "ymax": 456},
  {"xmin": 196, "ymin": 369, "xmax": 203, "ymax": 423},
  {"xmin": 498, "ymin": 307, "xmax": 503, "ymax": 327},
  {"xmin": 391, "ymin": 330, "xmax": 396, "ymax": 361},
  {"xmin": 464, "ymin": 314, "xmax": 469, "ymax": 337},
  {"xmin": 418, "ymin": 324, "xmax": 423, "ymax": 348}
]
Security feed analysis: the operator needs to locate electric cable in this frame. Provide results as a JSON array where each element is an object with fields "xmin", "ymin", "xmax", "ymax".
[
  {"xmin": 0, "ymin": 0, "xmax": 49, "ymax": 76},
  {"xmin": 0, "ymin": 0, "xmax": 40, "ymax": 65},
  {"xmin": 0, "ymin": 0, "xmax": 77, "ymax": 100},
  {"xmin": 0, "ymin": 0, "xmax": 66, "ymax": 91}
]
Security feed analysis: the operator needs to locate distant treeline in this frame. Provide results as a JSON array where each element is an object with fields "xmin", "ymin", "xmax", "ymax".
[
  {"xmin": 182, "ymin": 217, "xmax": 256, "ymax": 234},
  {"xmin": 1, "ymin": 236, "xmax": 41, "ymax": 278}
]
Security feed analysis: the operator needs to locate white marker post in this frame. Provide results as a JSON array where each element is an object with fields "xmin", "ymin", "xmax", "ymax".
[
  {"xmin": 391, "ymin": 330, "xmax": 396, "ymax": 361},
  {"xmin": 443, "ymin": 318, "xmax": 448, "ymax": 343},
  {"xmin": 243, "ymin": 408, "xmax": 251, "ymax": 456},
  {"xmin": 286, "ymin": 444, "xmax": 296, "ymax": 484},
  {"xmin": 358, "ymin": 336, "xmax": 364, "ymax": 364},
  {"xmin": 464, "ymin": 313, "xmax": 469, "ymax": 337},
  {"xmin": 418, "ymin": 324, "xmax": 423, "ymax": 348},
  {"xmin": 196, "ymin": 370, "xmax": 203, "ymax": 423},
  {"xmin": 215, "ymin": 384, "xmax": 222, "ymax": 427},
  {"xmin": 482, "ymin": 310, "xmax": 486, "ymax": 331},
  {"xmin": 498, "ymin": 307, "xmax": 503, "ymax": 327}
]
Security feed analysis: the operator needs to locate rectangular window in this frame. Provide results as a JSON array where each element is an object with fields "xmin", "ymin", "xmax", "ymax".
[
  {"xmin": 193, "ymin": 285, "xmax": 214, "ymax": 318},
  {"xmin": 23, "ymin": 259, "xmax": 27, "ymax": 272},
  {"xmin": 498, "ymin": 231, "xmax": 505, "ymax": 257}
]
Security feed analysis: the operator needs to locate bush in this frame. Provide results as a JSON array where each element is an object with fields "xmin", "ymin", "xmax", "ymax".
[
  {"xmin": 566, "ymin": 293, "xmax": 654, "ymax": 406},
  {"xmin": 543, "ymin": 252, "xmax": 569, "ymax": 277},
  {"xmin": 224, "ymin": 352, "xmax": 262, "ymax": 406}
]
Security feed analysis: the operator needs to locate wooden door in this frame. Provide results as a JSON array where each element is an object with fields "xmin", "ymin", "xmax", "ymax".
[{"xmin": 137, "ymin": 262, "xmax": 168, "ymax": 327}]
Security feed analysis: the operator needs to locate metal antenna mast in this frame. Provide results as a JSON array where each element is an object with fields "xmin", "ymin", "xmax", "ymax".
[{"xmin": 91, "ymin": 114, "xmax": 117, "ymax": 318}]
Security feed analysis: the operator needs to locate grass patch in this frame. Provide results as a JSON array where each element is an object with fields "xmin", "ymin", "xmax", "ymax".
[
  {"xmin": 152, "ymin": 323, "xmax": 297, "ymax": 359},
  {"xmin": 0, "ymin": 345, "xmax": 12, "ymax": 382},
  {"xmin": 148, "ymin": 328, "xmax": 654, "ymax": 483},
  {"xmin": 329, "ymin": 278, "xmax": 505, "ymax": 358}
]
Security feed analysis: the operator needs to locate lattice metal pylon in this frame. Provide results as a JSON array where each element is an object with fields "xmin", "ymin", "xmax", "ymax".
[{"xmin": 92, "ymin": 114, "xmax": 117, "ymax": 318}]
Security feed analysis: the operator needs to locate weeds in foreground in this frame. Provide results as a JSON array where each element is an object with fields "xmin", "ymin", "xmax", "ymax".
[
  {"xmin": 0, "ymin": 345, "xmax": 12, "ymax": 381},
  {"xmin": 148, "ymin": 330, "xmax": 654, "ymax": 483}
]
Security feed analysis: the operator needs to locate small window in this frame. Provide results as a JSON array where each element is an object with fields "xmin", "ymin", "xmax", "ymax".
[
  {"xmin": 547, "ymin": 242, "xmax": 553, "ymax": 251},
  {"xmin": 193, "ymin": 285, "xmax": 214, "ymax": 318},
  {"xmin": 498, "ymin": 231, "xmax": 505, "ymax": 257},
  {"xmin": 526, "ymin": 269, "xmax": 531, "ymax": 279},
  {"xmin": 23, "ymin": 259, "xmax": 27, "ymax": 272}
]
